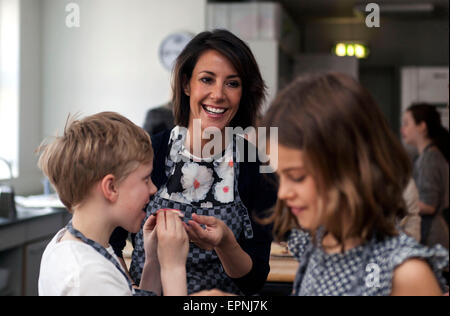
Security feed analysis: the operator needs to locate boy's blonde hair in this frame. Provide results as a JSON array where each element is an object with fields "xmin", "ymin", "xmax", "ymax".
[{"xmin": 37, "ymin": 112, "xmax": 153, "ymax": 212}]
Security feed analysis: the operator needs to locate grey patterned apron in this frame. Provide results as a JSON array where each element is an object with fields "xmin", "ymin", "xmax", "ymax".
[
  {"xmin": 130, "ymin": 135, "xmax": 254, "ymax": 294},
  {"xmin": 290, "ymin": 227, "xmax": 378, "ymax": 296}
]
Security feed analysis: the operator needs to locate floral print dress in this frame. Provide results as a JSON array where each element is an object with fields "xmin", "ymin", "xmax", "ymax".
[
  {"xmin": 129, "ymin": 126, "xmax": 254, "ymax": 294},
  {"xmin": 159, "ymin": 126, "xmax": 236, "ymax": 207}
]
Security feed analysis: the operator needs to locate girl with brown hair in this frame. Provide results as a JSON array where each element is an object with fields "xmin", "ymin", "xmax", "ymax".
[{"xmin": 263, "ymin": 73, "xmax": 448, "ymax": 296}]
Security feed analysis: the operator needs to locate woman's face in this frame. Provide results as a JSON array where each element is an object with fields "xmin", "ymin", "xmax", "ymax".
[
  {"xmin": 276, "ymin": 144, "xmax": 320, "ymax": 232},
  {"xmin": 185, "ymin": 49, "xmax": 242, "ymax": 133},
  {"xmin": 401, "ymin": 111, "xmax": 423, "ymax": 146}
]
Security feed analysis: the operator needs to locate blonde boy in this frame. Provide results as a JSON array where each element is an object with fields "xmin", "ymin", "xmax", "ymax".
[{"xmin": 37, "ymin": 112, "xmax": 188, "ymax": 296}]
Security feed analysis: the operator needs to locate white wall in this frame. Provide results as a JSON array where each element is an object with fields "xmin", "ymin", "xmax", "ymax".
[
  {"xmin": 41, "ymin": 0, "xmax": 206, "ymax": 138},
  {"xmin": 247, "ymin": 40, "xmax": 278, "ymax": 113},
  {"xmin": 7, "ymin": 0, "xmax": 43, "ymax": 195},
  {"xmin": 0, "ymin": 0, "xmax": 20, "ymax": 180},
  {"xmin": 13, "ymin": 0, "xmax": 206, "ymax": 195}
]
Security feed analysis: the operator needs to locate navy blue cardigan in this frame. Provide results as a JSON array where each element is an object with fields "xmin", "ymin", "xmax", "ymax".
[{"xmin": 110, "ymin": 129, "xmax": 277, "ymax": 295}]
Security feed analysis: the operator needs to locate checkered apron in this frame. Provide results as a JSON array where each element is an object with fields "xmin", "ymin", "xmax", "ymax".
[
  {"xmin": 130, "ymin": 135, "xmax": 254, "ymax": 294},
  {"xmin": 290, "ymin": 227, "xmax": 377, "ymax": 296},
  {"xmin": 65, "ymin": 221, "xmax": 155, "ymax": 296}
]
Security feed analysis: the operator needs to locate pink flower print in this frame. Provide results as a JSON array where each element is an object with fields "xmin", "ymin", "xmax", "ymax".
[
  {"xmin": 214, "ymin": 178, "xmax": 234, "ymax": 203},
  {"xmin": 181, "ymin": 163, "xmax": 214, "ymax": 202},
  {"xmin": 160, "ymin": 187, "xmax": 189, "ymax": 204},
  {"xmin": 216, "ymin": 159, "xmax": 234, "ymax": 182}
]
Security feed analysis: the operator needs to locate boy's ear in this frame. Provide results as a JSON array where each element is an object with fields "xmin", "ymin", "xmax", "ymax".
[{"xmin": 101, "ymin": 174, "xmax": 119, "ymax": 203}]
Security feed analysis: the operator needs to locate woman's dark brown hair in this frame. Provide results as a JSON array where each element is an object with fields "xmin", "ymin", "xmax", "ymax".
[
  {"xmin": 407, "ymin": 103, "xmax": 449, "ymax": 162},
  {"xmin": 172, "ymin": 29, "xmax": 266, "ymax": 129},
  {"xmin": 263, "ymin": 73, "xmax": 412, "ymax": 247}
]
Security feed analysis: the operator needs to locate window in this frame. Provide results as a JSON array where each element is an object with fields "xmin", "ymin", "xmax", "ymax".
[{"xmin": 0, "ymin": 0, "xmax": 19, "ymax": 180}]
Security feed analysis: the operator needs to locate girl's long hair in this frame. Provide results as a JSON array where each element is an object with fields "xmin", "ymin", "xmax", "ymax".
[{"xmin": 262, "ymin": 73, "xmax": 412, "ymax": 247}]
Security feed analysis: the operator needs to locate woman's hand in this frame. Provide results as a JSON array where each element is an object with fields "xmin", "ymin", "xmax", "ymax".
[
  {"xmin": 184, "ymin": 213, "xmax": 232, "ymax": 251},
  {"xmin": 185, "ymin": 213, "xmax": 253, "ymax": 279}
]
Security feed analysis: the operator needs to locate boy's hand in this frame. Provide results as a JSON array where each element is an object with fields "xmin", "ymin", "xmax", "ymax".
[
  {"xmin": 183, "ymin": 214, "xmax": 232, "ymax": 251},
  {"xmin": 156, "ymin": 210, "xmax": 189, "ymax": 269},
  {"xmin": 155, "ymin": 209, "xmax": 184, "ymax": 221},
  {"xmin": 156, "ymin": 210, "xmax": 189, "ymax": 296},
  {"xmin": 142, "ymin": 215, "xmax": 158, "ymax": 261}
]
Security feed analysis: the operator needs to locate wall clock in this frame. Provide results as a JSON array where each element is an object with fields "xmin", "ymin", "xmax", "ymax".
[{"xmin": 159, "ymin": 32, "xmax": 194, "ymax": 71}]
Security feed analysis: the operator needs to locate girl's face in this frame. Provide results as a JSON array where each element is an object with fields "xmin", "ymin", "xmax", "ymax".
[
  {"xmin": 115, "ymin": 162, "xmax": 157, "ymax": 233},
  {"xmin": 276, "ymin": 144, "xmax": 320, "ymax": 231},
  {"xmin": 401, "ymin": 111, "xmax": 423, "ymax": 146},
  {"xmin": 185, "ymin": 49, "xmax": 242, "ymax": 132}
]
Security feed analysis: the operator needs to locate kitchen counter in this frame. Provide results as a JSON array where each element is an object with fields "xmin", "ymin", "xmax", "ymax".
[
  {"xmin": 0, "ymin": 205, "xmax": 71, "ymax": 296},
  {"xmin": 0, "ymin": 206, "xmax": 70, "ymax": 251},
  {"xmin": 0, "ymin": 206, "xmax": 67, "ymax": 228}
]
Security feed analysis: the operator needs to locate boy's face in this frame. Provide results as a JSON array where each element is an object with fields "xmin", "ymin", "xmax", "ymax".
[
  {"xmin": 276, "ymin": 145, "xmax": 320, "ymax": 232},
  {"xmin": 114, "ymin": 162, "xmax": 157, "ymax": 233}
]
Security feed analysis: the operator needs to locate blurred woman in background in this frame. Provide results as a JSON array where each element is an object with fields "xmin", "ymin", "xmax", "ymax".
[{"xmin": 402, "ymin": 103, "xmax": 449, "ymax": 249}]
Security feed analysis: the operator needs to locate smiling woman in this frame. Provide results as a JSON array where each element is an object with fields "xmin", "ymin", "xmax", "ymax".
[
  {"xmin": 184, "ymin": 49, "xmax": 242, "ymax": 134},
  {"xmin": 110, "ymin": 29, "xmax": 278, "ymax": 296},
  {"xmin": 172, "ymin": 29, "xmax": 266, "ymax": 133}
]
